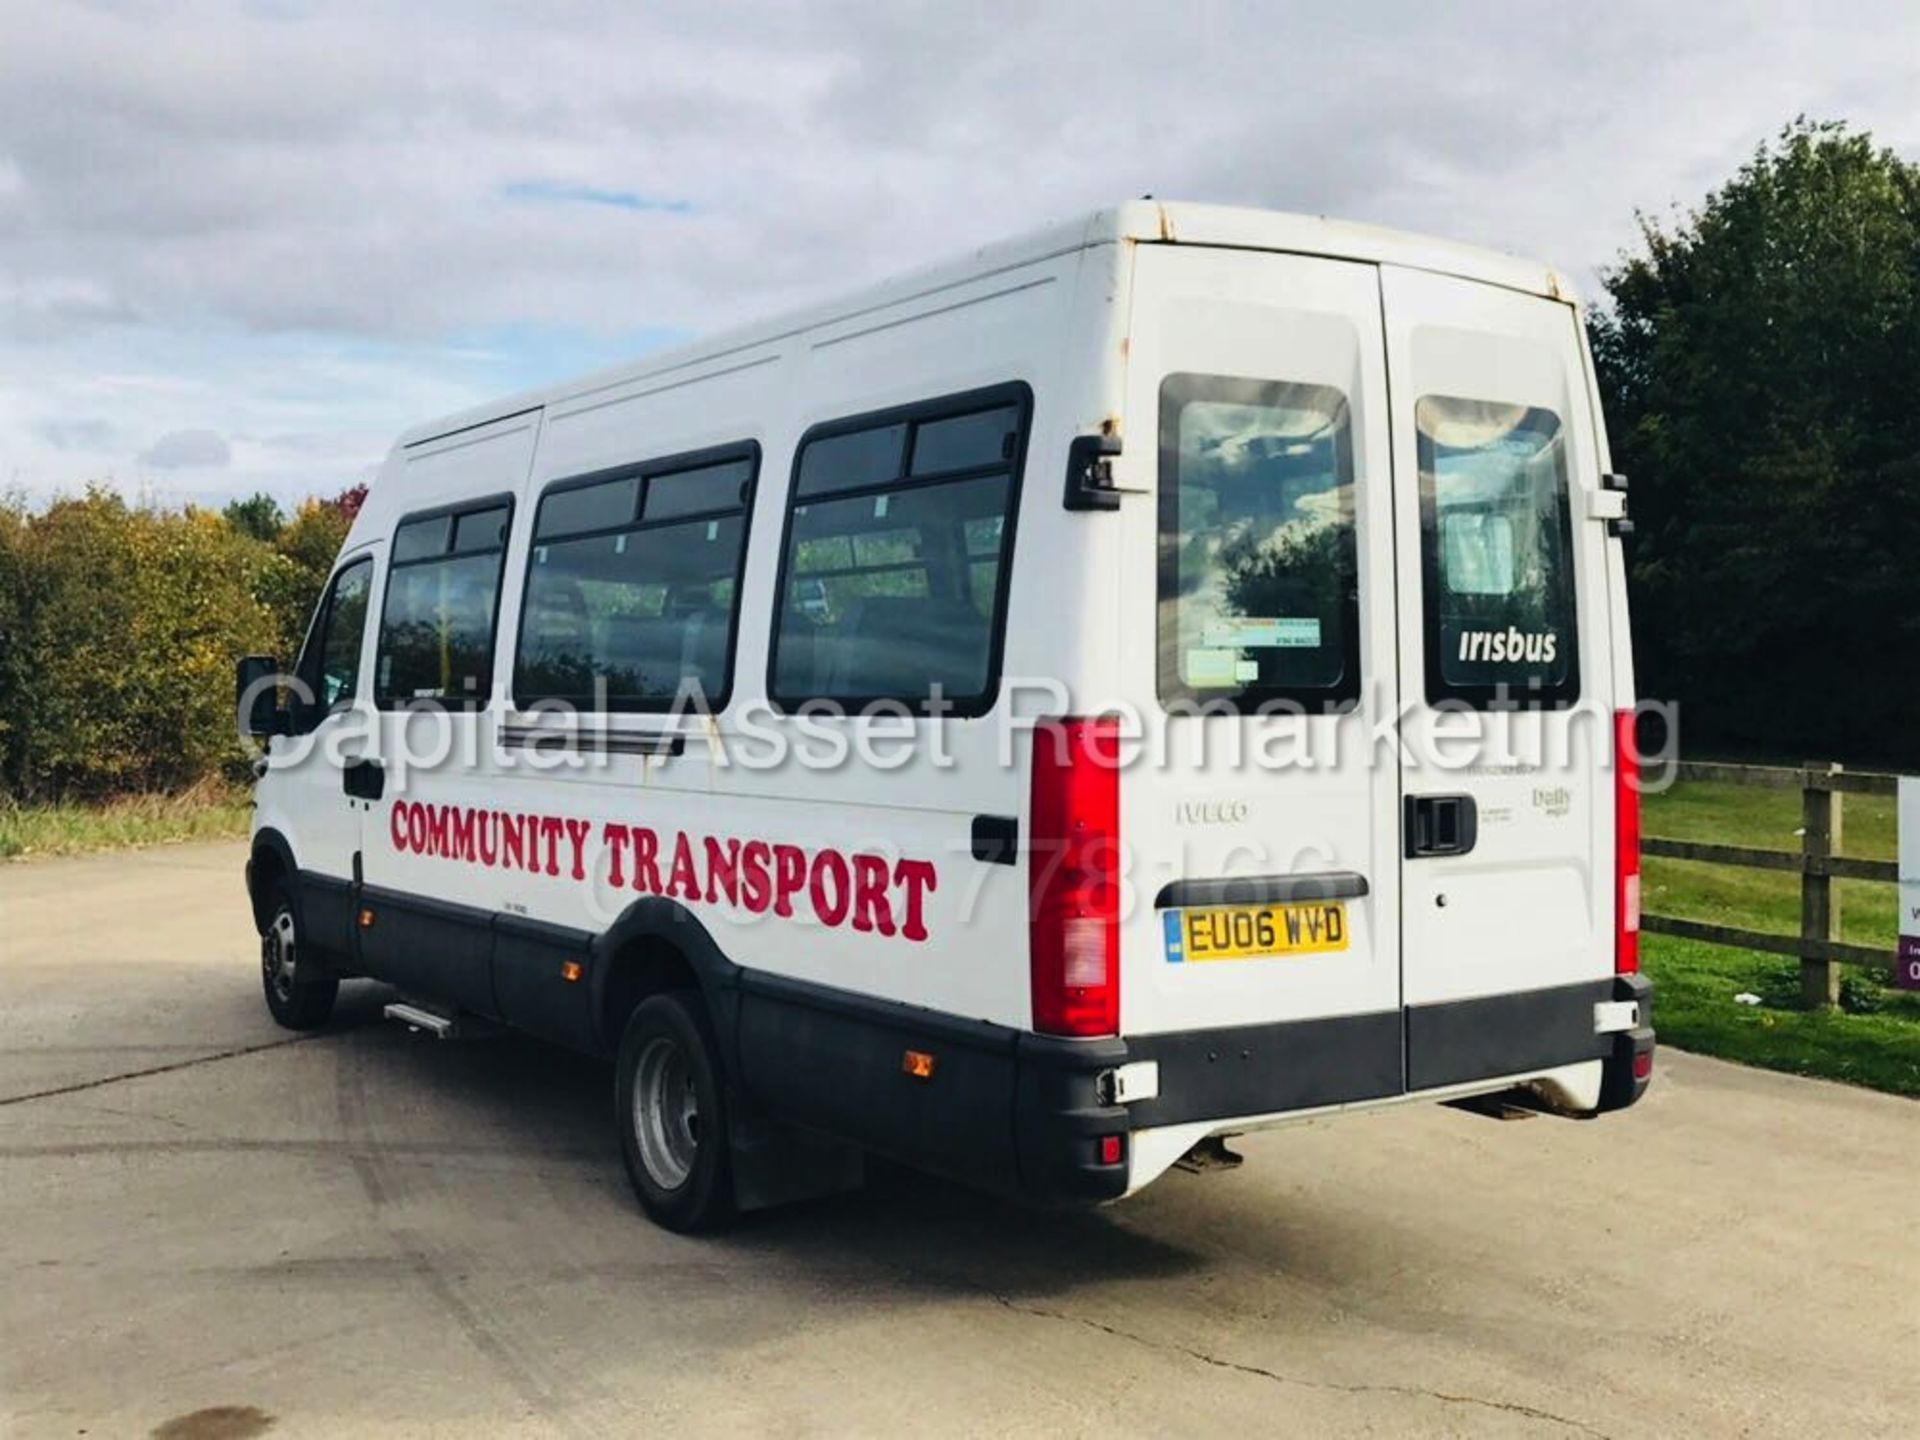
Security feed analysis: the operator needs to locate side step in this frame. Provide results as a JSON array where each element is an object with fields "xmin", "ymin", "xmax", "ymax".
[{"xmin": 383, "ymin": 1000, "xmax": 465, "ymax": 1039}]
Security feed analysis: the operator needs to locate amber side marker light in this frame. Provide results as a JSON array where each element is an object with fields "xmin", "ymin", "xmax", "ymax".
[
  {"xmin": 358, "ymin": 908, "xmax": 375, "ymax": 929},
  {"xmin": 560, "ymin": 961, "xmax": 584, "ymax": 983},
  {"xmin": 902, "ymin": 1050, "xmax": 937, "ymax": 1080}
]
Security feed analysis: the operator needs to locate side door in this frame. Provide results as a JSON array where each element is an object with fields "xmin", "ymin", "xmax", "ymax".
[
  {"xmin": 1382, "ymin": 266, "xmax": 1619, "ymax": 1088},
  {"xmin": 1117, "ymin": 244, "xmax": 1405, "ymax": 1108},
  {"xmin": 360, "ymin": 495, "xmax": 519, "ymax": 1012},
  {"xmin": 273, "ymin": 548, "xmax": 380, "ymax": 960}
]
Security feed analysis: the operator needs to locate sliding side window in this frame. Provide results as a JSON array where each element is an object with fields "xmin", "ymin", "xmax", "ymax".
[
  {"xmin": 515, "ymin": 446, "xmax": 757, "ymax": 712},
  {"xmin": 1417, "ymin": 396, "xmax": 1579, "ymax": 708},
  {"xmin": 1158, "ymin": 374, "xmax": 1360, "ymax": 709},
  {"xmin": 769, "ymin": 385, "xmax": 1028, "ymax": 716},
  {"xmin": 375, "ymin": 500, "xmax": 512, "ymax": 707}
]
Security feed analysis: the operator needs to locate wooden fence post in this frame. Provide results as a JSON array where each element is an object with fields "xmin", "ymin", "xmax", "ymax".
[{"xmin": 1800, "ymin": 762, "xmax": 1842, "ymax": 1009}]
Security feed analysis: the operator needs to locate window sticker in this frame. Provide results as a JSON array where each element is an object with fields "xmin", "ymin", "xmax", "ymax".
[
  {"xmin": 1201, "ymin": 617, "xmax": 1324, "ymax": 650},
  {"xmin": 1185, "ymin": 647, "xmax": 1239, "ymax": 688}
]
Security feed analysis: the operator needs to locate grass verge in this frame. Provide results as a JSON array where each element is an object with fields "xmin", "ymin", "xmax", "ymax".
[
  {"xmin": 0, "ymin": 781, "xmax": 251, "ymax": 861},
  {"xmin": 1642, "ymin": 778, "xmax": 1917, "ymax": 1097}
]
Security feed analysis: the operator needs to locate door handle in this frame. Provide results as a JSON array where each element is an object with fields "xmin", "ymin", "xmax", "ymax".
[
  {"xmin": 1404, "ymin": 794, "xmax": 1476, "ymax": 859},
  {"xmin": 343, "ymin": 758, "xmax": 385, "ymax": 802}
]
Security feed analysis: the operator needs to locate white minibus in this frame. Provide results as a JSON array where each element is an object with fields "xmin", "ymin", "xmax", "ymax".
[{"xmin": 239, "ymin": 201, "xmax": 1653, "ymax": 1231}]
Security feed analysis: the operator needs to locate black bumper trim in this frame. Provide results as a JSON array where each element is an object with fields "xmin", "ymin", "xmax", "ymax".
[
  {"xmin": 1405, "ymin": 977, "xmax": 1618, "ymax": 1091},
  {"xmin": 1124, "ymin": 1008, "xmax": 1403, "ymax": 1128}
]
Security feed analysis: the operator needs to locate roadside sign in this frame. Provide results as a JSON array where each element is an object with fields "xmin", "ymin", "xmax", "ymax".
[{"xmin": 1900, "ymin": 778, "xmax": 1920, "ymax": 990}]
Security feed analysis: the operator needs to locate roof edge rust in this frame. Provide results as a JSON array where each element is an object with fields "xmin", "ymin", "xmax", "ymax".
[{"xmin": 399, "ymin": 199, "xmax": 1580, "ymax": 450}]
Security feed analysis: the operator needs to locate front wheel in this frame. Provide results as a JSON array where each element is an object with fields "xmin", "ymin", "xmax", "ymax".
[
  {"xmin": 260, "ymin": 884, "xmax": 338, "ymax": 1031},
  {"xmin": 615, "ymin": 990, "xmax": 733, "ymax": 1233}
]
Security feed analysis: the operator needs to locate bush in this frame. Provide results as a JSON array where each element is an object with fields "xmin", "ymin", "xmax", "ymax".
[{"xmin": 0, "ymin": 487, "xmax": 365, "ymax": 802}]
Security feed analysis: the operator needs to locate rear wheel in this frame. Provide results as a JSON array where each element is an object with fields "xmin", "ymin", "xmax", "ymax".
[
  {"xmin": 615, "ymin": 990, "xmax": 733, "ymax": 1232},
  {"xmin": 260, "ymin": 883, "xmax": 338, "ymax": 1031}
]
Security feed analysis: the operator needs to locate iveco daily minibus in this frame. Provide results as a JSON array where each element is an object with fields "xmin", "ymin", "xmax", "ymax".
[{"xmin": 238, "ymin": 202, "xmax": 1653, "ymax": 1232}]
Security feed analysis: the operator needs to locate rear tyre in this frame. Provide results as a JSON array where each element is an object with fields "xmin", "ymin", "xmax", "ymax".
[
  {"xmin": 615, "ymin": 989, "xmax": 734, "ymax": 1233},
  {"xmin": 260, "ymin": 882, "xmax": 338, "ymax": 1031}
]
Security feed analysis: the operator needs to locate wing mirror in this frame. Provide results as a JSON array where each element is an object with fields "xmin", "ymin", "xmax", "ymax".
[{"xmin": 235, "ymin": 655, "xmax": 290, "ymax": 739}]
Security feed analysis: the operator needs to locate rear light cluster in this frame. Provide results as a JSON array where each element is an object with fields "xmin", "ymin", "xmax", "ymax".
[
  {"xmin": 1028, "ymin": 717, "xmax": 1121, "ymax": 1037},
  {"xmin": 1614, "ymin": 708, "xmax": 1642, "ymax": 975}
]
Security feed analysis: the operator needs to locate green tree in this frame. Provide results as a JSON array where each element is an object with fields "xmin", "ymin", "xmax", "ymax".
[
  {"xmin": 261, "ymin": 490, "xmax": 358, "ymax": 657},
  {"xmin": 1591, "ymin": 118, "xmax": 1920, "ymax": 764},
  {"xmin": 222, "ymin": 491, "xmax": 286, "ymax": 543}
]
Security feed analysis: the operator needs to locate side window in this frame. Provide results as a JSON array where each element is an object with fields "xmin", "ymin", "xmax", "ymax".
[
  {"xmin": 770, "ymin": 386, "xmax": 1028, "ymax": 715},
  {"xmin": 1157, "ymin": 374, "xmax": 1360, "ymax": 709},
  {"xmin": 515, "ymin": 448, "xmax": 757, "ymax": 712},
  {"xmin": 375, "ymin": 500, "xmax": 512, "ymax": 708},
  {"xmin": 1417, "ymin": 396, "xmax": 1579, "ymax": 707},
  {"xmin": 295, "ymin": 557, "xmax": 373, "ymax": 724}
]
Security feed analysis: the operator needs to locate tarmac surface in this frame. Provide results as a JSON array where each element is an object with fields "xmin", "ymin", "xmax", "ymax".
[{"xmin": 2, "ymin": 841, "xmax": 1915, "ymax": 1437}]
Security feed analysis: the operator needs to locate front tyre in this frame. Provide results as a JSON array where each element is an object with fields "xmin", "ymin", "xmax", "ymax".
[
  {"xmin": 260, "ymin": 883, "xmax": 338, "ymax": 1031},
  {"xmin": 615, "ymin": 990, "xmax": 733, "ymax": 1233}
]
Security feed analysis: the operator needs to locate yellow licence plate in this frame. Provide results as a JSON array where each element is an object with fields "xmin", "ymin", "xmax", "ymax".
[{"xmin": 1163, "ymin": 902, "xmax": 1349, "ymax": 963}]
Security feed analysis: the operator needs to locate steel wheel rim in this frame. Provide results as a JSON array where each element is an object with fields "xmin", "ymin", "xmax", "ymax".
[
  {"xmin": 263, "ymin": 908, "xmax": 298, "ymax": 1003},
  {"xmin": 633, "ymin": 1034, "xmax": 699, "ymax": 1190}
]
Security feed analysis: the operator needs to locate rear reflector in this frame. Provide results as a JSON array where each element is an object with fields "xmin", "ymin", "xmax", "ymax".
[
  {"xmin": 1633, "ymin": 1050, "xmax": 1654, "ymax": 1081},
  {"xmin": 1029, "ymin": 717, "xmax": 1121, "ymax": 1037},
  {"xmin": 1614, "ymin": 709, "xmax": 1641, "ymax": 974},
  {"xmin": 1097, "ymin": 1134, "xmax": 1124, "ymax": 1166}
]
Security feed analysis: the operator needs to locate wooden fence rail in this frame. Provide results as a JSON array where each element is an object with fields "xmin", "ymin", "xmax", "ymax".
[{"xmin": 1642, "ymin": 761, "xmax": 1900, "ymax": 1008}]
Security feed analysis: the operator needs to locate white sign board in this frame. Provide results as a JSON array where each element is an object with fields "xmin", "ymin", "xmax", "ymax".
[{"xmin": 1900, "ymin": 778, "xmax": 1920, "ymax": 990}]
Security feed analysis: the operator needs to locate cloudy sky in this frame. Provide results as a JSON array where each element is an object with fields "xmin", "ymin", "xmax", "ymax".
[{"xmin": 2, "ymin": 1, "xmax": 1916, "ymax": 510}]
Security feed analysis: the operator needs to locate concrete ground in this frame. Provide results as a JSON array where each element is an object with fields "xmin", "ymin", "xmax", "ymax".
[{"xmin": 1, "ymin": 842, "xmax": 1914, "ymax": 1439}]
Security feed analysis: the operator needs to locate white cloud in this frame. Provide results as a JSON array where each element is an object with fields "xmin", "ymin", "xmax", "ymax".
[
  {"xmin": 139, "ymin": 428, "xmax": 231, "ymax": 469},
  {"xmin": 1, "ymin": 0, "xmax": 1916, "ymax": 506}
]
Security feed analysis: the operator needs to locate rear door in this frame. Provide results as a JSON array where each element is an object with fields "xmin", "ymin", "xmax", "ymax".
[
  {"xmin": 1381, "ymin": 266, "xmax": 1616, "ymax": 1083},
  {"xmin": 1118, "ymin": 245, "xmax": 1403, "ymax": 1105}
]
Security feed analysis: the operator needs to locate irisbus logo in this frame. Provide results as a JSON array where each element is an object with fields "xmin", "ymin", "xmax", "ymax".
[{"xmin": 1458, "ymin": 626, "xmax": 1560, "ymax": 665}]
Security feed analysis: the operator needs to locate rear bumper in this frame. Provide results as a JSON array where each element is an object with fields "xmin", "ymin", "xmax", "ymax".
[
  {"xmin": 732, "ymin": 969, "xmax": 1652, "ymax": 1208},
  {"xmin": 1015, "ymin": 974, "xmax": 1654, "ymax": 1202}
]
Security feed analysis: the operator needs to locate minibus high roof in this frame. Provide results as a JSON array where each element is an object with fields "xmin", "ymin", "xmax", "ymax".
[{"xmin": 397, "ymin": 200, "xmax": 1582, "ymax": 451}]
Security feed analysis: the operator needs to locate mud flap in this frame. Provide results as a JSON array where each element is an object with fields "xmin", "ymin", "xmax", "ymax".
[{"xmin": 728, "ymin": 1114, "xmax": 866, "ymax": 1214}]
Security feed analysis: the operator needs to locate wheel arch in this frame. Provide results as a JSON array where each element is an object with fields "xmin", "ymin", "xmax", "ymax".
[
  {"xmin": 590, "ymin": 896, "xmax": 741, "ymax": 1060},
  {"xmin": 246, "ymin": 827, "xmax": 300, "ymax": 933}
]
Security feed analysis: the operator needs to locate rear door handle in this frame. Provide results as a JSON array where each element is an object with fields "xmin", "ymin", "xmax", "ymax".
[
  {"xmin": 1404, "ymin": 794, "xmax": 1476, "ymax": 858},
  {"xmin": 343, "ymin": 758, "xmax": 385, "ymax": 802}
]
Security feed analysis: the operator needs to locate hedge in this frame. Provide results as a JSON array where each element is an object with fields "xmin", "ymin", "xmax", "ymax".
[{"xmin": 0, "ymin": 487, "xmax": 354, "ymax": 801}]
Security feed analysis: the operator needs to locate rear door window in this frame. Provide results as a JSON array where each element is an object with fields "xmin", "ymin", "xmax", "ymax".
[
  {"xmin": 1417, "ymin": 395, "xmax": 1579, "ymax": 707},
  {"xmin": 1158, "ymin": 373, "xmax": 1360, "ymax": 709}
]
